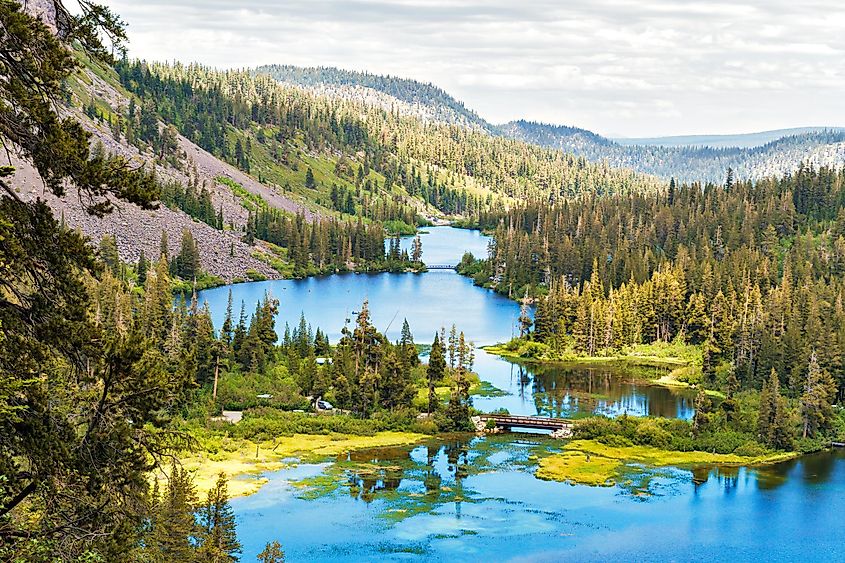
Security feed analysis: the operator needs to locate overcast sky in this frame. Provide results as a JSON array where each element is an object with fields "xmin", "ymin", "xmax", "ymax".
[{"xmin": 103, "ymin": 0, "xmax": 844, "ymax": 137}]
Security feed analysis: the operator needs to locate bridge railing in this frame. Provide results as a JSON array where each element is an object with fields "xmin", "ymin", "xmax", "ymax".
[{"xmin": 479, "ymin": 414, "xmax": 572, "ymax": 429}]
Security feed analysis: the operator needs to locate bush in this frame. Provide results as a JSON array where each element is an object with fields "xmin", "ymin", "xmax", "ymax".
[
  {"xmin": 216, "ymin": 368, "xmax": 309, "ymax": 411},
  {"xmin": 693, "ymin": 430, "xmax": 750, "ymax": 455},
  {"xmin": 520, "ymin": 341, "xmax": 549, "ymax": 359},
  {"xmin": 231, "ymin": 409, "xmax": 384, "ymax": 441},
  {"xmin": 633, "ymin": 419, "xmax": 673, "ymax": 449},
  {"xmin": 573, "ymin": 416, "xmax": 622, "ymax": 440},
  {"xmin": 597, "ymin": 434, "xmax": 633, "ymax": 448},
  {"xmin": 245, "ymin": 269, "xmax": 267, "ymax": 281},
  {"xmin": 733, "ymin": 441, "xmax": 767, "ymax": 457},
  {"xmin": 410, "ymin": 419, "xmax": 439, "ymax": 435}
]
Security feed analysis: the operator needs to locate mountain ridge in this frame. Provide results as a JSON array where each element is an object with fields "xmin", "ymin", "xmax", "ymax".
[{"xmin": 255, "ymin": 63, "xmax": 845, "ymax": 183}]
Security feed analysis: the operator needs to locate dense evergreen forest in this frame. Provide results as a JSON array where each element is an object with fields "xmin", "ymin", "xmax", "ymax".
[
  {"xmin": 255, "ymin": 63, "xmax": 492, "ymax": 131},
  {"xmin": 461, "ymin": 166, "xmax": 845, "ymax": 446}
]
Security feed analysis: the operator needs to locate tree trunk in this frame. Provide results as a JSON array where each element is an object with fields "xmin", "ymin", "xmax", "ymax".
[{"xmin": 212, "ymin": 354, "xmax": 220, "ymax": 401}]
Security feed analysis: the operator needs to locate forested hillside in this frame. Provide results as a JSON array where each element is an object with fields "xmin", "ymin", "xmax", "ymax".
[
  {"xmin": 462, "ymin": 165, "xmax": 845, "ymax": 434},
  {"xmin": 504, "ymin": 120, "xmax": 845, "ymax": 183},
  {"xmin": 117, "ymin": 61, "xmax": 656, "ymax": 210},
  {"xmin": 256, "ymin": 64, "xmax": 492, "ymax": 131},
  {"xmin": 254, "ymin": 64, "xmax": 845, "ymax": 184}
]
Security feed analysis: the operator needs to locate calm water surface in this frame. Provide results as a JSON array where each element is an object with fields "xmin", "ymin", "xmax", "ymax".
[
  {"xmin": 198, "ymin": 227, "xmax": 842, "ymax": 561},
  {"xmin": 230, "ymin": 437, "xmax": 845, "ymax": 562}
]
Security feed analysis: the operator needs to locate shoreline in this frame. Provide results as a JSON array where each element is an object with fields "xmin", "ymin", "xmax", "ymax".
[
  {"xmin": 481, "ymin": 342, "xmax": 725, "ymax": 398},
  {"xmin": 170, "ymin": 430, "xmax": 428, "ymax": 499}
]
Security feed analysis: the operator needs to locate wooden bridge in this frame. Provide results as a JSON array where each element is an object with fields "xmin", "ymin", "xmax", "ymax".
[
  {"xmin": 477, "ymin": 414, "xmax": 574, "ymax": 436},
  {"xmin": 426, "ymin": 264, "xmax": 457, "ymax": 270}
]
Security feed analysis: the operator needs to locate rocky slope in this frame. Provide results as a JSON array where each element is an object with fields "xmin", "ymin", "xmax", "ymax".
[{"xmin": 12, "ymin": 3, "xmax": 321, "ymax": 281}]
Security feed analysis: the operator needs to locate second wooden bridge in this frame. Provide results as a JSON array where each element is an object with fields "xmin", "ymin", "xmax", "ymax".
[{"xmin": 477, "ymin": 414, "xmax": 574, "ymax": 437}]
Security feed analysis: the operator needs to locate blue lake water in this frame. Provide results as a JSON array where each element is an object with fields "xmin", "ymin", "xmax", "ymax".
[
  {"xmin": 230, "ymin": 437, "xmax": 845, "ymax": 562},
  {"xmin": 197, "ymin": 226, "xmax": 844, "ymax": 561}
]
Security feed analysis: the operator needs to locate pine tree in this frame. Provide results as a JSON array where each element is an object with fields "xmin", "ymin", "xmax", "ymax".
[
  {"xmin": 160, "ymin": 229, "xmax": 170, "ymax": 260},
  {"xmin": 758, "ymin": 368, "xmax": 793, "ymax": 449},
  {"xmin": 305, "ymin": 167, "xmax": 316, "ymax": 189},
  {"xmin": 692, "ymin": 388, "xmax": 711, "ymax": 437},
  {"xmin": 427, "ymin": 333, "xmax": 446, "ymax": 414},
  {"xmin": 174, "ymin": 228, "xmax": 201, "ymax": 280},
  {"xmin": 232, "ymin": 301, "xmax": 248, "ymax": 363},
  {"xmin": 800, "ymin": 351, "xmax": 836, "ymax": 438},
  {"xmin": 137, "ymin": 248, "xmax": 149, "ymax": 286},
  {"xmin": 351, "ymin": 300, "xmax": 384, "ymax": 415},
  {"xmin": 446, "ymin": 364, "xmax": 472, "ymax": 431},
  {"xmin": 197, "ymin": 473, "xmax": 242, "ymax": 562},
  {"xmin": 150, "ymin": 463, "xmax": 199, "ymax": 561},
  {"xmin": 758, "ymin": 368, "xmax": 776, "ymax": 441},
  {"xmin": 257, "ymin": 541, "xmax": 286, "ymax": 563},
  {"xmin": 221, "ymin": 288, "xmax": 234, "ymax": 346},
  {"xmin": 447, "ymin": 324, "xmax": 458, "ymax": 370},
  {"xmin": 399, "ymin": 318, "xmax": 419, "ymax": 366},
  {"xmin": 720, "ymin": 363, "xmax": 740, "ymax": 425},
  {"xmin": 98, "ymin": 235, "xmax": 120, "ymax": 275},
  {"xmin": 411, "ymin": 234, "xmax": 423, "ymax": 262},
  {"xmin": 380, "ymin": 348, "xmax": 414, "ymax": 410},
  {"xmin": 518, "ymin": 287, "xmax": 532, "ymax": 337}
]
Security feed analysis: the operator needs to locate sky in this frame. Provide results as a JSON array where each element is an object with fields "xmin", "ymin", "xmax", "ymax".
[{"xmin": 101, "ymin": 0, "xmax": 845, "ymax": 138}]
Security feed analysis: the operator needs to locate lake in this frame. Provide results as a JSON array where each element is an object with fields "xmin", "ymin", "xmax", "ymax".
[
  {"xmin": 229, "ymin": 438, "xmax": 845, "ymax": 562},
  {"xmin": 197, "ymin": 226, "xmax": 844, "ymax": 562},
  {"xmin": 198, "ymin": 226, "xmax": 695, "ymax": 419}
]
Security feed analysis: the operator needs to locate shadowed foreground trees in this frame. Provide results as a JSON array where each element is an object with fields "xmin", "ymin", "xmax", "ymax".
[{"xmin": 0, "ymin": 1, "xmax": 192, "ymax": 559}]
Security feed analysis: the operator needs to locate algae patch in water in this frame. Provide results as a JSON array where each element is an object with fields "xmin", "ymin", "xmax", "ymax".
[
  {"xmin": 535, "ymin": 439, "xmax": 800, "ymax": 487},
  {"xmin": 535, "ymin": 450, "xmax": 621, "ymax": 486},
  {"xmin": 172, "ymin": 431, "xmax": 425, "ymax": 498}
]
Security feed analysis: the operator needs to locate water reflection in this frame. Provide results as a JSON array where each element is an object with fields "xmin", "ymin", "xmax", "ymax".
[
  {"xmin": 232, "ymin": 438, "xmax": 845, "ymax": 561},
  {"xmin": 515, "ymin": 361, "xmax": 696, "ymax": 419}
]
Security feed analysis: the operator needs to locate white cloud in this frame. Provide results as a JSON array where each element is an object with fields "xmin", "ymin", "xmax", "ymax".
[{"xmin": 103, "ymin": 0, "xmax": 845, "ymax": 137}]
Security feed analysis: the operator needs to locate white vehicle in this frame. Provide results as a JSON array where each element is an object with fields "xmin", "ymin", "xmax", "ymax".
[{"xmin": 315, "ymin": 400, "xmax": 334, "ymax": 411}]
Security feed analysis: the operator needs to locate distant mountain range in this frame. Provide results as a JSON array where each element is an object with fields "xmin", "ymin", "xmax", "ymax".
[
  {"xmin": 502, "ymin": 121, "xmax": 845, "ymax": 183},
  {"xmin": 613, "ymin": 127, "xmax": 845, "ymax": 149},
  {"xmin": 256, "ymin": 64, "xmax": 845, "ymax": 183}
]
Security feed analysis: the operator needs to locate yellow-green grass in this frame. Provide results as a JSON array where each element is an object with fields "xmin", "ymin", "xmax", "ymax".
[
  {"xmin": 535, "ymin": 451, "xmax": 622, "ymax": 486},
  {"xmin": 166, "ymin": 431, "xmax": 425, "ymax": 498},
  {"xmin": 535, "ymin": 439, "xmax": 799, "ymax": 486}
]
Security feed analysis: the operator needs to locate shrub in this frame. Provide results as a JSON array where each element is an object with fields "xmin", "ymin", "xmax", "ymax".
[
  {"xmin": 633, "ymin": 419, "xmax": 673, "ymax": 449},
  {"xmin": 597, "ymin": 434, "xmax": 633, "ymax": 448},
  {"xmin": 733, "ymin": 441, "xmax": 767, "ymax": 457},
  {"xmin": 520, "ymin": 341, "xmax": 549, "ymax": 359},
  {"xmin": 410, "ymin": 420, "xmax": 439, "ymax": 435},
  {"xmin": 693, "ymin": 430, "xmax": 749, "ymax": 455},
  {"xmin": 573, "ymin": 416, "xmax": 622, "ymax": 440}
]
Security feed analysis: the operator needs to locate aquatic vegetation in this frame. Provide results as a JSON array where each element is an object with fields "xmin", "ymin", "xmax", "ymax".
[
  {"xmin": 174, "ymin": 431, "xmax": 426, "ymax": 497},
  {"xmin": 535, "ymin": 451, "xmax": 622, "ymax": 486},
  {"xmin": 535, "ymin": 439, "xmax": 799, "ymax": 486}
]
